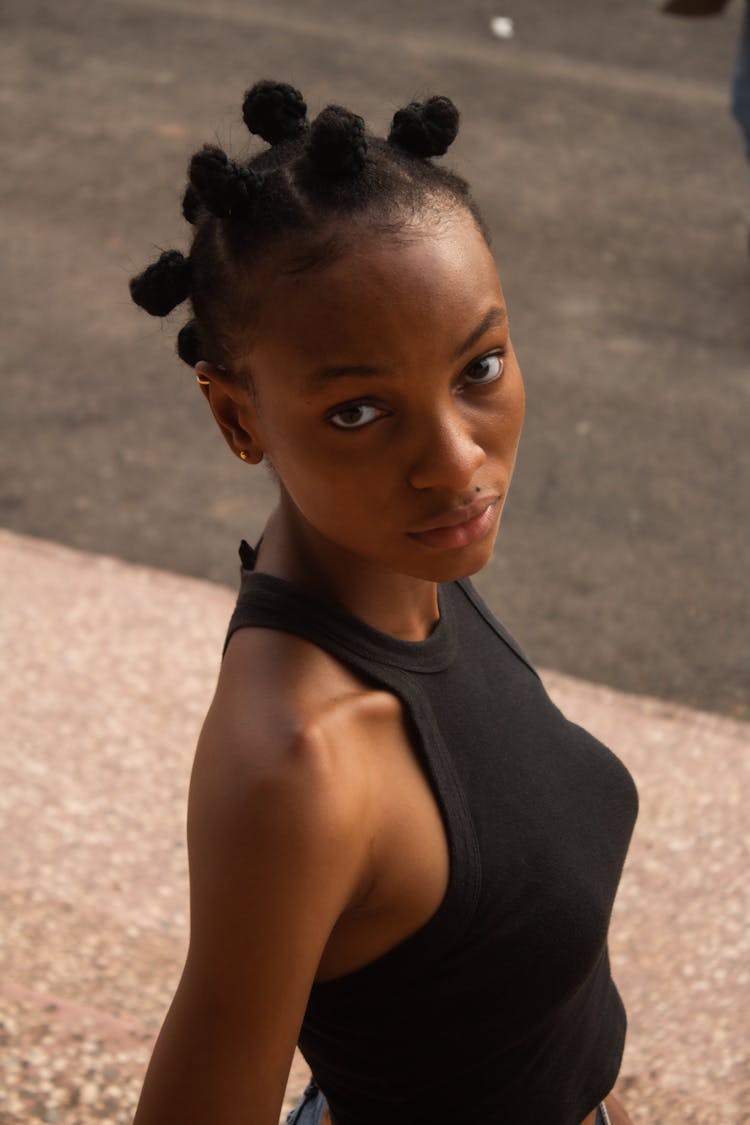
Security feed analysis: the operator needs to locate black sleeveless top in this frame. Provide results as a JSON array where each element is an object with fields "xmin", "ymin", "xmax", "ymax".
[{"xmin": 225, "ymin": 542, "xmax": 638, "ymax": 1125}]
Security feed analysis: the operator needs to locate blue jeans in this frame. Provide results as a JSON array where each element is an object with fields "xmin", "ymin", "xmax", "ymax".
[
  {"xmin": 285, "ymin": 1080, "xmax": 613, "ymax": 1124},
  {"xmin": 286, "ymin": 1081, "xmax": 327, "ymax": 1125},
  {"xmin": 732, "ymin": 0, "xmax": 750, "ymax": 161}
]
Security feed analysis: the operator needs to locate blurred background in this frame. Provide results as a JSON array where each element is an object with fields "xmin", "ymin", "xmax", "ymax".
[{"xmin": 1, "ymin": 0, "xmax": 748, "ymax": 716}]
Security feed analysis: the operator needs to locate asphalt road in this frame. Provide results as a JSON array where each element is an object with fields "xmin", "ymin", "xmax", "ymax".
[{"xmin": 1, "ymin": 0, "xmax": 748, "ymax": 715}]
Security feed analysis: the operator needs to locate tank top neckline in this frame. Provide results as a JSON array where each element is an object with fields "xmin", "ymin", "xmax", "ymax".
[{"xmin": 235, "ymin": 538, "xmax": 458, "ymax": 674}]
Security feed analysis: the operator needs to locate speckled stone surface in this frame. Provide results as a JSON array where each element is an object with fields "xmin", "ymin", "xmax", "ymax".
[{"xmin": 1, "ymin": 529, "xmax": 747, "ymax": 1124}]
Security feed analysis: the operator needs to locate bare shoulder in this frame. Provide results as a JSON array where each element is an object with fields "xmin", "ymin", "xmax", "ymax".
[
  {"xmin": 188, "ymin": 624, "xmax": 400, "ymax": 911},
  {"xmin": 204, "ymin": 620, "xmax": 402, "ymax": 768}
]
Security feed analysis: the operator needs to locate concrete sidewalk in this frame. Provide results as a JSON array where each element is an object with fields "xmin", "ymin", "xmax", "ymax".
[{"xmin": 0, "ymin": 529, "xmax": 747, "ymax": 1124}]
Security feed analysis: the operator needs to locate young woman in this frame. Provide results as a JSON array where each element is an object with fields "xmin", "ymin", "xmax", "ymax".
[{"xmin": 129, "ymin": 80, "xmax": 638, "ymax": 1125}]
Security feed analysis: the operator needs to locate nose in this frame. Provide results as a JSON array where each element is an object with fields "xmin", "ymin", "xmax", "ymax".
[{"xmin": 406, "ymin": 405, "xmax": 486, "ymax": 492}]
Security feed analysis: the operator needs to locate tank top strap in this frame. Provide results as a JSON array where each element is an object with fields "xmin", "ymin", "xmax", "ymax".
[{"xmin": 452, "ymin": 578, "xmax": 541, "ymax": 681}]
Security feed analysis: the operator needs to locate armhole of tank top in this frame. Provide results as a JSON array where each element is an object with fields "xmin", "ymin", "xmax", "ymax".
[{"xmin": 365, "ymin": 671, "xmax": 483, "ymax": 969}]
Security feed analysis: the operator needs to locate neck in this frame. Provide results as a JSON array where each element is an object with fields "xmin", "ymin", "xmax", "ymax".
[{"xmin": 254, "ymin": 498, "xmax": 440, "ymax": 641}]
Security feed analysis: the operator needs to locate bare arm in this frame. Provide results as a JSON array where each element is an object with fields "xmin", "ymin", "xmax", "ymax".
[{"xmin": 132, "ymin": 706, "xmax": 370, "ymax": 1125}]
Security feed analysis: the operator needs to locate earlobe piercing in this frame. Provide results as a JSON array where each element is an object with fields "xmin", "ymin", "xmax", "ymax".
[
  {"xmin": 239, "ymin": 449, "xmax": 250, "ymax": 461},
  {"xmin": 196, "ymin": 373, "xmax": 211, "ymax": 386}
]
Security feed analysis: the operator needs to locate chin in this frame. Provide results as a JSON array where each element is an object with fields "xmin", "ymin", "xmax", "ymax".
[{"xmin": 407, "ymin": 536, "xmax": 498, "ymax": 585}]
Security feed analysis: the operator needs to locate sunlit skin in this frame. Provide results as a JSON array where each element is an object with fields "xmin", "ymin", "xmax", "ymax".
[{"xmin": 201, "ymin": 208, "xmax": 525, "ymax": 641}]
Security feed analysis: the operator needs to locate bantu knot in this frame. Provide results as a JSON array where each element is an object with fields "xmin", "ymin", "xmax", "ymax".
[
  {"xmin": 176, "ymin": 319, "xmax": 202, "ymax": 367},
  {"xmin": 182, "ymin": 183, "xmax": 202, "ymax": 225},
  {"xmin": 188, "ymin": 144, "xmax": 261, "ymax": 219},
  {"xmin": 307, "ymin": 106, "xmax": 367, "ymax": 178},
  {"xmin": 242, "ymin": 80, "xmax": 308, "ymax": 145},
  {"xmin": 129, "ymin": 250, "xmax": 191, "ymax": 318},
  {"xmin": 388, "ymin": 96, "xmax": 459, "ymax": 158}
]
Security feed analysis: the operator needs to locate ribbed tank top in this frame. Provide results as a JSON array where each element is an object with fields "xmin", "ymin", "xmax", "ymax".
[{"xmin": 225, "ymin": 541, "xmax": 638, "ymax": 1125}]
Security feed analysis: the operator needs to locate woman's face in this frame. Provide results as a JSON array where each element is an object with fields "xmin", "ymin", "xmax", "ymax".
[{"xmin": 229, "ymin": 208, "xmax": 525, "ymax": 584}]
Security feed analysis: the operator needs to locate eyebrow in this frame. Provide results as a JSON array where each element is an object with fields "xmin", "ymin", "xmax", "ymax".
[
  {"xmin": 452, "ymin": 306, "xmax": 507, "ymax": 361},
  {"xmin": 303, "ymin": 363, "xmax": 388, "ymax": 395},
  {"xmin": 302, "ymin": 306, "xmax": 508, "ymax": 395}
]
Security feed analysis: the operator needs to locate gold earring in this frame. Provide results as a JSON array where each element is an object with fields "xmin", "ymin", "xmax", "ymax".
[
  {"xmin": 196, "ymin": 374, "xmax": 210, "ymax": 386},
  {"xmin": 239, "ymin": 449, "xmax": 250, "ymax": 461}
]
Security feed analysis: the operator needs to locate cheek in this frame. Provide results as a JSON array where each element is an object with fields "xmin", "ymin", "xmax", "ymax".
[
  {"xmin": 513, "ymin": 376, "xmax": 526, "ymax": 434},
  {"xmin": 481, "ymin": 373, "xmax": 524, "ymax": 452},
  {"xmin": 270, "ymin": 429, "xmax": 363, "ymax": 486},
  {"xmin": 268, "ymin": 433, "xmax": 387, "ymax": 521},
  {"xmin": 501, "ymin": 365, "xmax": 525, "ymax": 443}
]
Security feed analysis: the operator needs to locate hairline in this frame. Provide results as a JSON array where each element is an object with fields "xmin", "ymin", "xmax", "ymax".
[{"xmin": 219, "ymin": 197, "xmax": 490, "ymax": 379}]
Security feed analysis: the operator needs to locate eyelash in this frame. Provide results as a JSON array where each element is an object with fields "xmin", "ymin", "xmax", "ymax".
[
  {"xmin": 327, "ymin": 349, "xmax": 506, "ymax": 431},
  {"xmin": 328, "ymin": 402, "xmax": 387, "ymax": 430}
]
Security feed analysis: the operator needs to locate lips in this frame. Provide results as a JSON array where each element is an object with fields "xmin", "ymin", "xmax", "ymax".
[
  {"xmin": 407, "ymin": 497, "xmax": 501, "ymax": 550},
  {"xmin": 409, "ymin": 496, "xmax": 501, "ymax": 534}
]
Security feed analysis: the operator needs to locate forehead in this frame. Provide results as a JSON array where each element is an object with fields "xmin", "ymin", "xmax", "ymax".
[{"xmin": 242, "ymin": 211, "xmax": 504, "ymax": 379}]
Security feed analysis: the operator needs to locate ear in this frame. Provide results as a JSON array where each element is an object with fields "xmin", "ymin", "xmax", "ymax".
[{"xmin": 195, "ymin": 362, "xmax": 265, "ymax": 464}]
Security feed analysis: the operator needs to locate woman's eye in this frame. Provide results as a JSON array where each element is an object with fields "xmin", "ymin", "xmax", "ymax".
[
  {"xmin": 328, "ymin": 403, "xmax": 383, "ymax": 430},
  {"xmin": 464, "ymin": 353, "xmax": 504, "ymax": 385}
]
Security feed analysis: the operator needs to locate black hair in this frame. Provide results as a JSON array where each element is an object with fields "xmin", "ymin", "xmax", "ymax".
[{"xmin": 129, "ymin": 81, "xmax": 487, "ymax": 373}]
